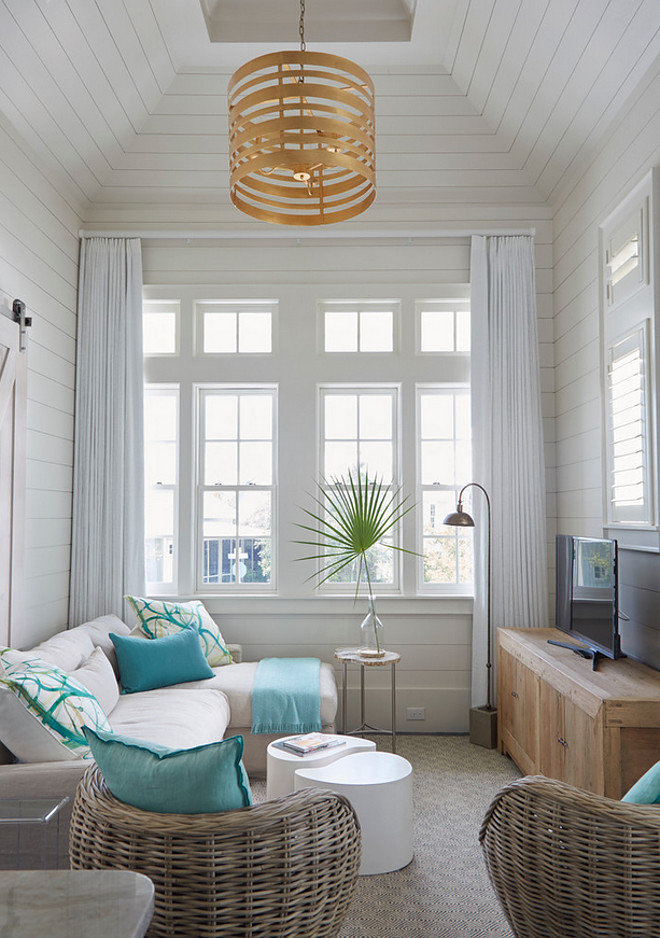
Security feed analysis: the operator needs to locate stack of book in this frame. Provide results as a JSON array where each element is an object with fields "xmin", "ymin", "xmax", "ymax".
[{"xmin": 274, "ymin": 733, "xmax": 346, "ymax": 756}]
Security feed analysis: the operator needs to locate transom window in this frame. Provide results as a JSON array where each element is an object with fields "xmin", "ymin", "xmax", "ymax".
[
  {"xmin": 196, "ymin": 301, "xmax": 274, "ymax": 354},
  {"xmin": 417, "ymin": 296, "xmax": 470, "ymax": 352},
  {"xmin": 143, "ymin": 300, "xmax": 179, "ymax": 355},
  {"xmin": 321, "ymin": 301, "xmax": 397, "ymax": 353}
]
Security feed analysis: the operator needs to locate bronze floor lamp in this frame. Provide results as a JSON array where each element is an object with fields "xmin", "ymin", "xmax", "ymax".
[{"xmin": 444, "ymin": 482, "xmax": 497, "ymax": 748}]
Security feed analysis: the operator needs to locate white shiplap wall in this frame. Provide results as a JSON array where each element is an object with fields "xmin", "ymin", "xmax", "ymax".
[
  {"xmin": 552, "ymin": 54, "xmax": 660, "ymax": 557},
  {"xmin": 0, "ymin": 112, "xmax": 82, "ymax": 648},
  {"xmin": 140, "ymin": 213, "xmax": 554, "ymax": 732}
]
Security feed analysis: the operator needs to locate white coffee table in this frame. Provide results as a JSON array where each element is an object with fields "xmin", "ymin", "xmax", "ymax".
[
  {"xmin": 266, "ymin": 734, "xmax": 376, "ymax": 800},
  {"xmin": 294, "ymin": 750, "xmax": 413, "ymax": 875}
]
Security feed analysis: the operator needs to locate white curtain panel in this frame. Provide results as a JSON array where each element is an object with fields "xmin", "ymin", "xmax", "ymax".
[
  {"xmin": 69, "ymin": 238, "xmax": 145, "ymax": 626},
  {"xmin": 470, "ymin": 235, "xmax": 548, "ymax": 708}
]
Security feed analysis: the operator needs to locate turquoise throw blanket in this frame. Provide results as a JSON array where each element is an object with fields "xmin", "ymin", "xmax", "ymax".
[{"xmin": 251, "ymin": 657, "xmax": 322, "ymax": 735}]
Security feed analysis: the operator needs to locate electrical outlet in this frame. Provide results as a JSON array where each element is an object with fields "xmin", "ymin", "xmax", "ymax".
[{"xmin": 406, "ymin": 707, "xmax": 425, "ymax": 721}]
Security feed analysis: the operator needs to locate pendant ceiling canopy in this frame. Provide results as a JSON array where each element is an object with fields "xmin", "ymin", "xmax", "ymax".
[{"xmin": 227, "ymin": 1, "xmax": 376, "ymax": 226}]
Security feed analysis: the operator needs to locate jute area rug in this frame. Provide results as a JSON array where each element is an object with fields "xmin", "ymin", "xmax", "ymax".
[{"xmin": 253, "ymin": 734, "xmax": 520, "ymax": 938}]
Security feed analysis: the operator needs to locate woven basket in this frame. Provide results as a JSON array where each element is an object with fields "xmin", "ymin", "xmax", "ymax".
[
  {"xmin": 480, "ymin": 774, "xmax": 660, "ymax": 938},
  {"xmin": 70, "ymin": 763, "xmax": 361, "ymax": 937}
]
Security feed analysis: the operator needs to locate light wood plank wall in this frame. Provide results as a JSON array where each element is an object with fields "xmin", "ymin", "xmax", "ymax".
[
  {"xmin": 552, "ymin": 54, "xmax": 660, "ymax": 665},
  {"xmin": 140, "ymin": 213, "xmax": 554, "ymax": 732},
  {"xmin": 0, "ymin": 112, "xmax": 82, "ymax": 648}
]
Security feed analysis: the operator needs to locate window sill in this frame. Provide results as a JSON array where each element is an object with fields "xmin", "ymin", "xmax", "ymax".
[{"xmin": 152, "ymin": 594, "xmax": 474, "ymax": 616}]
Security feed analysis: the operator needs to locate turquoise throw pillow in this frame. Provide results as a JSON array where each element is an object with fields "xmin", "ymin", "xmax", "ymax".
[
  {"xmin": 84, "ymin": 726, "xmax": 252, "ymax": 814},
  {"xmin": 125, "ymin": 596, "xmax": 233, "ymax": 666},
  {"xmin": 110, "ymin": 627, "xmax": 214, "ymax": 694},
  {"xmin": 621, "ymin": 760, "xmax": 660, "ymax": 803}
]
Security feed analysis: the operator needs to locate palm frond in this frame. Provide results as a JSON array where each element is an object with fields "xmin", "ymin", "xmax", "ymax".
[{"xmin": 293, "ymin": 469, "xmax": 418, "ymax": 595}]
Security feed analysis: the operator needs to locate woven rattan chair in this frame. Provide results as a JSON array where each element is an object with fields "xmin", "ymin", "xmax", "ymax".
[
  {"xmin": 70, "ymin": 763, "xmax": 361, "ymax": 937},
  {"xmin": 480, "ymin": 774, "xmax": 660, "ymax": 938}
]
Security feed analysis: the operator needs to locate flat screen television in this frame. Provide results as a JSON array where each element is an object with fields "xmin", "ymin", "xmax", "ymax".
[{"xmin": 553, "ymin": 534, "xmax": 623, "ymax": 669}]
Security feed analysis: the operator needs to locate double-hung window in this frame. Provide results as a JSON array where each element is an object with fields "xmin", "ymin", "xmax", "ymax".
[
  {"xmin": 144, "ymin": 387, "xmax": 178, "ymax": 592},
  {"xmin": 418, "ymin": 387, "xmax": 472, "ymax": 589},
  {"xmin": 319, "ymin": 386, "xmax": 399, "ymax": 591},
  {"xmin": 198, "ymin": 387, "xmax": 276, "ymax": 589}
]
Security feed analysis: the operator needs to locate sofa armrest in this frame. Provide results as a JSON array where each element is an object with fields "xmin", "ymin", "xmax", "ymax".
[
  {"xmin": 228, "ymin": 643, "xmax": 243, "ymax": 663},
  {"xmin": 0, "ymin": 761, "xmax": 87, "ymax": 801}
]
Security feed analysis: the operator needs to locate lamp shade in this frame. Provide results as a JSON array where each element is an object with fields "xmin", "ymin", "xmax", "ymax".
[
  {"xmin": 228, "ymin": 50, "xmax": 376, "ymax": 226},
  {"xmin": 443, "ymin": 508, "xmax": 475, "ymax": 527}
]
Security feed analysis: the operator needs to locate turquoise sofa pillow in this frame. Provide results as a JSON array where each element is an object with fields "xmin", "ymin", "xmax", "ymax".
[
  {"xmin": 125, "ymin": 596, "xmax": 233, "ymax": 666},
  {"xmin": 621, "ymin": 760, "xmax": 660, "ymax": 803},
  {"xmin": 84, "ymin": 726, "xmax": 252, "ymax": 814},
  {"xmin": 110, "ymin": 627, "xmax": 214, "ymax": 694}
]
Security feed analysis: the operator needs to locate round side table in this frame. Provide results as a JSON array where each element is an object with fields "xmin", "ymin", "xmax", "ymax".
[{"xmin": 334, "ymin": 647, "xmax": 401, "ymax": 752}]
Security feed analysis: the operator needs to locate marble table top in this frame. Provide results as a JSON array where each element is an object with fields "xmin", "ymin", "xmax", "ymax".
[
  {"xmin": 335, "ymin": 646, "xmax": 401, "ymax": 666},
  {"xmin": 0, "ymin": 869, "xmax": 154, "ymax": 938}
]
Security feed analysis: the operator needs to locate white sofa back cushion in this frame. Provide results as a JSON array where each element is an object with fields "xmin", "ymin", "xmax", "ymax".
[
  {"xmin": 28, "ymin": 614, "xmax": 129, "ymax": 674},
  {"xmin": 71, "ymin": 647, "xmax": 119, "ymax": 715},
  {"xmin": 0, "ymin": 615, "xmax": 128, "ymax": 763}
]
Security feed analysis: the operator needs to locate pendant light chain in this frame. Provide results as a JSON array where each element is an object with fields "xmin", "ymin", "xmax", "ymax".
[{"xmin": 299, "ymin": 0, "xmax": 306, "ymax": 52}]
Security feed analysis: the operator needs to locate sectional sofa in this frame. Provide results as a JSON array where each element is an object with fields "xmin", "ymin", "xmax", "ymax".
[{"xmin": 0, "ymin": 613, "xmax": 338, "ymax": 866}]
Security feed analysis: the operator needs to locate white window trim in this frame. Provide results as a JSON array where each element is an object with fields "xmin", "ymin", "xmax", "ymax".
[{"xmin": 142, "ymin": 283, "xmax": 472, "ymax": 599}]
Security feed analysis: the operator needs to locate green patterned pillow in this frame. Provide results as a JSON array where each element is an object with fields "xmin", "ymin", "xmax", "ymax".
[
  {"xmin": 125, "ymin": 597, "xmax": 233, "ymax": 667},
  {"xmin": 0, "ymin": 648, "xmax": 112, "ymax": 760}
]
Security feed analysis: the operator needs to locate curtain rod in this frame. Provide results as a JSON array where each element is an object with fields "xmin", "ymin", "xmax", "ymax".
[{"xmin": 78, "ymin": 227, "xmax": 536, "ymax": 241}]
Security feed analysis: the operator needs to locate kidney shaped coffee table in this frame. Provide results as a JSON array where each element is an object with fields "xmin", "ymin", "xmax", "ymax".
[
  {"xmin": 294, "ymin": 750, "xmax": 413, "ymax": 875},
  {"xmin": 266, "ymin": 734, "xmax": 376, "ymax": 800}
]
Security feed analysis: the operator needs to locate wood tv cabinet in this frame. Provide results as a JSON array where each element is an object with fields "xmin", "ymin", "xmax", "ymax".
[{"xmin": 498, "ymin": 627, "xmax": 660, "ymax": 797}]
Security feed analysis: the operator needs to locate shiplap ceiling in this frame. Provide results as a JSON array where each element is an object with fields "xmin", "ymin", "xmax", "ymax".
[{"xmin": 1, "ymin": 0, "xmax": 660, "ymax": 225}]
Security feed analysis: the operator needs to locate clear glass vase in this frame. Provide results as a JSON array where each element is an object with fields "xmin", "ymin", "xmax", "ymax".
[{"xmin": 359, "ymin": 595, "xmax": 384, "ymax": 657}]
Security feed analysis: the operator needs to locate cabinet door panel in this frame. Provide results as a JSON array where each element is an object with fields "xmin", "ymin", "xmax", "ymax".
[
  {"xmin": 499, "ymin": 648, "xmax": 538, "ymax": 773},
  {"xmin": 538, "ymin": 681, "xmax": 565, "ymax": 781},
  {"xmin": 498, "ymin": 648, "xmax": 514, "ymax": 748},
  {"xmin": 564, "ymin": 698, "xmax": 603, "ymax": 793}
]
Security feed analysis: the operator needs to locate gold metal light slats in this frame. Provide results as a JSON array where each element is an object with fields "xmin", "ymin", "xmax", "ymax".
[{"xmin": 228, "ymin": 50, "xmax": 376, "ymax": 226}]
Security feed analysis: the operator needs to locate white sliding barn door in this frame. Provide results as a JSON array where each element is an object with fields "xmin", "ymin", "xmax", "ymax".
[{"xmin": 0, "ymin": 312, "xmax": 26, "ymax": 646}]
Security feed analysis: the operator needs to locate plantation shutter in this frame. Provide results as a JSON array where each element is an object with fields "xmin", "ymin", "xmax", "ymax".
[{"xmin": 607, "ymin": 328, "xmax": 651, "ymax": 525}]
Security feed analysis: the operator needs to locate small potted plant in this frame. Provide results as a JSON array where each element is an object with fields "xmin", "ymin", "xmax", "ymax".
[{"xmin": 295, "ymin": 470, "xmax": 416, "ymax": 655}]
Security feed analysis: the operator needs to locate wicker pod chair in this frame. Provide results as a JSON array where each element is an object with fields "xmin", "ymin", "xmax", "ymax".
[
  {"xmin": 70, "ymin": 763, "xmax": 361, "ymax": 938},
  {"xmin": 480, "ymin": 774, "xmax": 660, "ymax": 938}
]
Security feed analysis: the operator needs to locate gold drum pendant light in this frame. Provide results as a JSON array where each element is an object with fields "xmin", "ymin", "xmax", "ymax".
[{"xmin": 228, "ymin": 0, "xmax": 376, "ymax": 226}]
